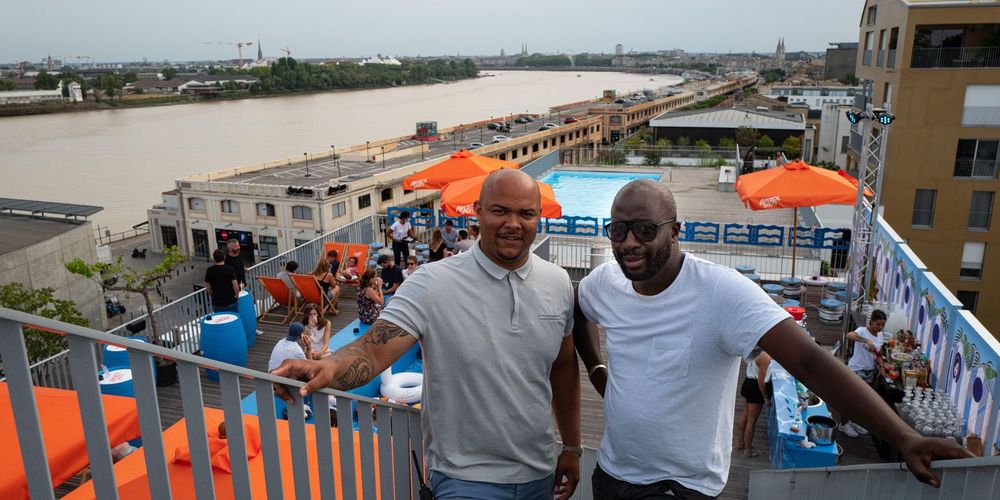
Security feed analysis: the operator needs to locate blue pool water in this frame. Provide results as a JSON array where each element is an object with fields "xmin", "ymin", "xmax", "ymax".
[{"xmin": 540, "ymin": 170, "xmax": 662, "ymax": 219}]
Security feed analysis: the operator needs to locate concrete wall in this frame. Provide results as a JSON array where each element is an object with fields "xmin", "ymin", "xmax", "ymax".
[
  {"xmin": 0, "ymin": 221, "xmax": 105, "ymax": 330},
  {"xmin": 825, "ymin": 47, "xmax": 858, "ymax": 81},
  {"xmin": 817, "ymin": 103, "xmax": 852, "ymax": 168}
]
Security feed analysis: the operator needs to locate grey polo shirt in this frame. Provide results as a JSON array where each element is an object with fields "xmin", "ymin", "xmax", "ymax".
[{"xmin": 379, "ymin": 241, "xmax": 574, "ymax": 483}]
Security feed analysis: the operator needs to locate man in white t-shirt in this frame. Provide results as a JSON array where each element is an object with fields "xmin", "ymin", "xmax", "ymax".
[
  {"xmin": 268, "ymin": 322, "xmax": 308, "ymax": 371},
  {"xmin": 388, "ymin": 211, "xmax": 417, "ymax": 269},
  {"xmin": 574, "ymin": 179, "xmax": 972, "ymax": 498}
]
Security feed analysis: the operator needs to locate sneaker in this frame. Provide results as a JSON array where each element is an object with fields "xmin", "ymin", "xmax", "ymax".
[
  {"xmin": 852, "ymin": 422, "xmax": 869, "ymax": 435},
  {"xmin": 256, "ymin": 329, "xmax": 264, "ymax": 336},
  {"xmin": 840, "ymin": 422, "xmax": 859, "ymax": 437}
]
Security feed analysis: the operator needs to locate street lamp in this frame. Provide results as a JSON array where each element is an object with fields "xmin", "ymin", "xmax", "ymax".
[
  {"xmin": 524, "ymin": 109, "xmax": 529, "ymax": 133},
  {"xmin": 331, "ymin": 145, "xmax": 341, "ymax": 178},
  {"xmin": 381, "ymin": 146, "xmax": 385, "ymax": 169},
  {"xmin": 366, "ymin": 141, "xmax": 371, "ymax": 162},
  {"xmin": 304, "ymin": 152, "xmax": 312, "ymax": 177}
]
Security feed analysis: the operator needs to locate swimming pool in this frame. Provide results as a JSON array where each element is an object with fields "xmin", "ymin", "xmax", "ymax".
[{"xmin": 540, "ymin": 170, "xmax": 662, "ymax": 219}]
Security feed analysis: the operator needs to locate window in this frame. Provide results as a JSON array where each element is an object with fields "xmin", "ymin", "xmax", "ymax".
[
  {"xmin": 220, "ymin": 200, "xmax": 239, "ymax": 214},
  {"xmin": 956, "ymin": 290, "xmax": 979, "ymax": 314},
  {"xmin": 887, "ymin": 27, "xmax": 899, "ymax": 68},
  {"xmin": 380, "ymin": 188, "xmax": 393, "ymax": 202},
  {"xmin": 522, "ymin": 146, "xmax": 528, "ymax": 156},
  {"xmin": 969, "ymin": 191, "xmax": 994, "ymax": 230},
  {"xmin": 532, "ymin": 143, "xmax": 539, "ymax": 153},
  {"xmin": 291, "ymin": 205, "xmax": 312, "ymax": 220},
  {"xmin": 877, "ymin": 29, "xmax": 887, "ymax": 67},
  {"xmin": 259, "ymin": 236, "xmax": 278, "ymax": 261},
  {"xmin": 256, "ymin": 202, "xmax": 275, "ymax": 217},
  {"xmin": 841, "ymin": 136, "xmax": 850, "ymax": 154},
  {"xmin": 543, "ymin": 139, "xmax": 548, "ymax": 148},
  {"xmin": 499, "ymin": 153, "xmax": 507, "ymax": 160},
  {"xmin": 358, "ymin": 194, "xmax": 371, "ymax": 210},
  {"xmin": 883, "ymin": 82, "xmax": 892, "ymax": 107},
  {"xmin": 294, "ymin": 239, "xmax": 311, "ymax": 248},
  {"xmin": 332, "ymin": 201, "xmax": 347, "ymax": 218},
  {"xmin": 912, "ymin": 189, "xmax": 937, "ymax": 227},
  {"xmin": 403, "ymin": 188, "xmax": 413, "ymax": 195},
  {"xmin": 960, "ymin": 242, "xmax": 985, "ymax": 279},
  {"xmin": 511, "ymin": 149, "xmax": 518, "ymax": 159},
  {"xmin": 963, "ymin": 85, "xmax": 1000, "ymax": 127},
  {"xmin": 188, "ymin": 197, "xmax": 206, "ymax": 211},
  {"xmin": 863, "ymin": 32, "xmax": 874, "ymax": 65},
  {"xmin": 954, "ymin": 139, "xmax": 999, "ymax": 178},
  {"xmin": 866, "ymin": 5, "xmax": 877, "ymax": 25}
]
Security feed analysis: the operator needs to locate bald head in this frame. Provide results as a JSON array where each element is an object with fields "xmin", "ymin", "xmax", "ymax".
[
  {"xmin": 613, "ymin": 179, "xmax": 677, "ymax": 220},
  {"xmin": 479, "ymin": 168, "xmax": 540, "ymax": 209}
]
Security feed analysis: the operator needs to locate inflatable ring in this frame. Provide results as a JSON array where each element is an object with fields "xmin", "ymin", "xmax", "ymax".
[{"xmin": 380, "ymin": 370, "xmax": 423, "ymax": 404}]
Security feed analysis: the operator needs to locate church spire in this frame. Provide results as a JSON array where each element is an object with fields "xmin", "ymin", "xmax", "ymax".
[{"xmin": 257, "ymin": 39, "xmax": 263, "ymax": 60}]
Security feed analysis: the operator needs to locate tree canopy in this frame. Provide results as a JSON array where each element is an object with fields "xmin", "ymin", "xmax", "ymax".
[{"xmin": 0, "ymin": 282, "xmax": 88, "ymax": 370}]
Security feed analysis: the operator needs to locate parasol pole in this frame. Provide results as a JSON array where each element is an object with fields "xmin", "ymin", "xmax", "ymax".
[{"xmin": 791, "ymin": 207, "xmax": 797, "ymax": 278}]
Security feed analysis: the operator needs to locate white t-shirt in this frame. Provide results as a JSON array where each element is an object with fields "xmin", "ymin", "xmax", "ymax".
[
  {"xmin": 268, "ymin": 338, "xmax": 306, "ymax": 371},
  {"xmin": 578, "ymin": 256, "xmax": 790, "ymax": 496},
  {"xmin": 847, "ymin": 326, "xmax": 883, "ymax": 372},
  {"xmin": 391, "ymin": 220, "xmax": 412, "ymax": 241},
  {"xmin": 304, "ymin": 324, "xmax": 326, "ymax": 351}
]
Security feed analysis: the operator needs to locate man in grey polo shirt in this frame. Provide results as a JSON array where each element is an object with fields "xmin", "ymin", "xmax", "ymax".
[{"xmin": 273, "ymin": 169, "xmax": 581, "ymax": 500}]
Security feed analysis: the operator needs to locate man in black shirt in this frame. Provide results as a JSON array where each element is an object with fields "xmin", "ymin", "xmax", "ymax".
[
  {"xmin": 224, "ymin": 238, "xmax": 248, "ymax": 286},
  {"xmin": 377, "ymin": 254, "xmax": 404, "ymax": 294},
  {"xmin": 205, "ymin": 249, "xmax": 239, "ymax": 312}
]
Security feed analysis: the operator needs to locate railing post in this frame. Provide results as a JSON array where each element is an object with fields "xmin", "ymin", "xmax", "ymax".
[
  {"xmin": 0, "ymin": 319, "xmax": 56, "ymax": 500},
  {"xmin": 66, "ymin": 335, "xmax": 119, "ymax": 500}
]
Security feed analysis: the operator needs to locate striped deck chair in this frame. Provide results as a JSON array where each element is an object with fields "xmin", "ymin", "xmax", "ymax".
[
  {"xmin": 339, "ymin": 243, "xmax": 371, "ymax": 287},
  {"xmin": 289, "ymin": 273, "xmax": 335, "ymax": 317},
  {"xmin": 257, "ymin": 276, "xmax": 301, "ymax": 325}
]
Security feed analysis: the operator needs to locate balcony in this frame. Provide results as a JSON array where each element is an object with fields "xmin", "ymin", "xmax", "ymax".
[
  {"xmin": 876, "ymin": 49, "xmax": 885, "ymax": 67},
  {"xmin": 962, "ymin": 106, "xmax": 1000, "ymax": 128},
  {"xmin": 954, "ymin": 158, "xmax": 999, "ymax": 179},
  {"xmin": 863, "ymin": 49, "xmax": 873, "ymax": 66},
  {"xmin": 887, "ymin": 49, "xmax": 896, "ymax": 69},
  {"xmin": 911, "ymin": 47, "xmax": 1000, "ymax": 69}
]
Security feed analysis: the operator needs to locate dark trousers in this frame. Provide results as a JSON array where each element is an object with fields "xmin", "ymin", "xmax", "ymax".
[
  {"xmin": 391, "ymin": 240, "xmax": 409, "ymax": 267},
  {"xmin": 592, "ymin": 464, "xmax": 717, "ymax": 500}
]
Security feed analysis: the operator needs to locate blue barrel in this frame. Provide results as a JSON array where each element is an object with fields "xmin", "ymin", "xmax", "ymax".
[
  {"xmin": 744, "ymin": 273, "xmax": 761, "ymax": 284},
  {"xmin": 102, "ymin": 336, "xmax": 148, "ymax": 369},
  {"xmin": 827, "ymin": 282, "xmax": 847, "ymax": 293},
  {"xmin": 736, "ymin": 265, "xmax": 755, "ymax": 275},
  {"xmin": 199, "ymin": 313, "xmax": 247, "ymax": 382},
  {"xmin": 415, "ymin": 243, "xmax": 429, "ymax": 251},
  {"xmin": 237, "ymin": 290, "xmax": 257, "ymax": 348},
  {"xmin": 780, "ymin": 277, "xmax": 802, "ymax": 287},
  {"xmin": 370, "ymin": 242, "xmax": 385, "ymax": 250},
  {"xmin": 99, "ymin": 368, "xmax": 136, "ymax": 398},
  {"xmin": 762, "ymin": 284, "xmax": 784, "ymax": 295},
  {"xmin": 783, "ymin": 299, "xmax": 800, "ymax": 307},
  {"xmin": 820, "ymin": 298, "xmax": 845, "ymax": 310},
  {"xmin": 836, "ymin": 290, "xmax": 859, "ymax": 303}
]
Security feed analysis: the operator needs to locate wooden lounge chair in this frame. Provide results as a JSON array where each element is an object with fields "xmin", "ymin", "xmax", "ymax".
[
  {"xmin": 324, "ymin": 242, "xmax": 347, "ymax": 265},
  {"xmin": 340, "ymin": 243, "xmax": 371, "ymax": 286},
  {"xmin": 257, "ymin": 276, "xmax": 301, "ymax": 325},
  {"xmin": 290, "ymin": 273, "xmax": 337, "ymax": 317}
]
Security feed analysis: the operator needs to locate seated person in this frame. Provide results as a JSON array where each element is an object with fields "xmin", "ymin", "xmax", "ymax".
[
  {"xmin": 276, "ymin": 261, "xmax": 303, "ymax": 300},
  {"xmin": 377, "ymin": 254, "xmax": 404, "ymax": 294},
  {"xmin": 357, "ymin": 269, "xmax": 385, "ymax": 324},
  {"xmin": 453, "ymin": 229, "xmax": 474, "ymax": 253},
  {"xmin": 268, "ymin": 322, "xmax": 309, "ymax": 371},
  {"xmin": 326, "ymin": 249, "xmax": 340, "ymax": 273},
  {"xmin": 337, "ymin": 256, "xmax": 361, "ymax": 281},
  {"xmin": 312, "ymin": 259, "xmax": 340, "ymax": 314},
  {"xmin": 401, "ymin": 256, "xmax": 419, "ymax": 279}
]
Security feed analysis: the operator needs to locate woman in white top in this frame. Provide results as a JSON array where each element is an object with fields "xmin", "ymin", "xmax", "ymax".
[
  {"xmin": 299, "ymin": 303, "xmax": 332, "ymax": 359},
  {"xmin": 841, "ymin": 309, "xmax": 887, "ymax": 437},
  {"xmin": 737, "ymin": 348, "xmax": 772, "ymax": 458}
]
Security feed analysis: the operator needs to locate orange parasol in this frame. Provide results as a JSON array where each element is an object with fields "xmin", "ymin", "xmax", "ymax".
[
  {"xmin": 439, "ymin": 174, "xmax": 562, "ymax": 218},
  {"xmin": 735, "ymin": 160, "xmax": 869, "ymax": 277},
  {"xmin": 838, "ymin": 169, "xmax": 875, "ymax": 197},
  {"xmin": 402, "ymin": 149, "xmax": 519, "ymax": 190}
]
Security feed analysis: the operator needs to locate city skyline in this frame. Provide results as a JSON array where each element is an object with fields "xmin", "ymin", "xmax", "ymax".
[{"xmin": 1, "ymin": 0, "xmax": 861, "ymax": 63}]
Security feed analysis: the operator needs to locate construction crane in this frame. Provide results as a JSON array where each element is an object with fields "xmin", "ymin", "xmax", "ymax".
[
  {"xmin": 202, "ymin": 41, "xmax": 254, "ymax": 67},
  {"xmin": 280, "ymin": 47, "xmax": 291, "ymax": 59}
]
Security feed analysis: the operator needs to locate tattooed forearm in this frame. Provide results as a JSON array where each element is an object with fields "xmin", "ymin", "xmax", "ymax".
[
  {"xmin": 369, "ymin": 319, "xmax": 410, "ymax": 345},
  {"xmin": 335, "ymin": 356, "xmax": 374, "ymax": 389}
]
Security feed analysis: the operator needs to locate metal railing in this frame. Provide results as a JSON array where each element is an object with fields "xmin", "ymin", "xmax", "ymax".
[
  {"xmin": 749, "ymin": 456, "xmax": 1000, "ymax": 500},
  {"xmin": 863, "ymin": 50, "xmax": 873, "ymax": 66},
  {"xmin": 911, "ymin": 46, "xmax": 1000, "ymax": 69},
  {"xmin": 953, "ymin": 159, "xmax": 999, "ymax": 179},
  {"xmin": 876, "ymin": 49, "xmax": 884, "ymax": 67},
  {"xmin": 962, "ymin": 106, "xmax": 1000, "ymax": 128},
  {"xmin": 887, "ymin": 49, "xmax": 896, "ymax": 69},
  {"xmin": 0, "ymin": 306, "xmax": 422, "ymax": 500},
  {"xmin": 93, "ymin": 225, "xmax": 151, "ymax": 246}
]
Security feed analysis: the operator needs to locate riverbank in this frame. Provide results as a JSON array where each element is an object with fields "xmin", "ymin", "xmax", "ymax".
[{"xmin": 0, "ymin": 76, "xmax": 479, "ymax": 118}]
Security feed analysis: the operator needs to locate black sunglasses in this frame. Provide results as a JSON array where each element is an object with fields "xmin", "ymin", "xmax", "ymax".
[{"xmin": 604, "ymin": 219, "xmax": 677, "ymax": 243}]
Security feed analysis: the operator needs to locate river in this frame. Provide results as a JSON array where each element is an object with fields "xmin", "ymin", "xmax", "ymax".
[{"xmin": 0, "ymin": 71, "xmax": 680, "ymax": 233}]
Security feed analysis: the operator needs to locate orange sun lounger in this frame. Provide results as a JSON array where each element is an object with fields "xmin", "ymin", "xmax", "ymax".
[
  {"xmin": 65, "ymin": 408, "xmax": 383, "ymax": 500},
  {"xmin": 289, "ymin": 273, "xmax": 336, "ymax": 317},
  {"xmin": 257, "ymin": 276, "xmax": 301, "ymax": 325},
  {"xmin": 339, "ymin": 244, "xmax": 371, "ymax": 286}
]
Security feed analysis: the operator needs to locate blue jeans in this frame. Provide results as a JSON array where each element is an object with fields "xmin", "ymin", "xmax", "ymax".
[
  {"xmin": 213, "ymin": 303, "xmax": 238, "ymax": 313},
  {"xmin": 430, "ymin": 472, "xmax": 554, "ymax": 500}
]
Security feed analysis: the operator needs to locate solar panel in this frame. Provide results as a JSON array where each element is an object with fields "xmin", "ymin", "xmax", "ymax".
[{"xmin": 0, "ymin": 198, "xmax": 103, "ymax": 218}]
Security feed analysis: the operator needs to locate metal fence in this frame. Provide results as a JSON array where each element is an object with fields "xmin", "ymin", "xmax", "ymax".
[
  {"xmin": 0, "ymin": 306, "xmax": 423, "ymax": 500},
  {"xmin": 911, "ymin": 46, "xmax": 1000, "ymax": 69},
  {"xmin": 953, "ymin": 159, "xmax": 999, "ymax": 179},
  {"xmin": 961, "ymin": 106, "xmax": 1000, "ymax": 128}
]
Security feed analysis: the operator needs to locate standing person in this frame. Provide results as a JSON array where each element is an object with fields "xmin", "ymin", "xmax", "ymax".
[
  {"xmin": 441, "ymin": 219, "xmax": 458, "ymax": 252},
  {"xmin": 224, "ymin": 238, "xmax": 248, "ymax": 287},
  {"xmin": 736, "ymin": 349, "xmax": 772, "ymax": 458},
  {"xmin": 841, "ymin": 309, "xmax": 888, "ymax": 437},
  {"xmin": 268, "ymin": 322, "xmax": 309, "ymax": 372},
  {"xmin": 387, "ymin": 211, "xmax": 417, "ymax": 269},
  {"xmin": 427, "ymin": 229, "xmax": 451, "ymax": 262},
  {"xmin": 273, "ymin": 169, "xmax": 581, "ymax": 500},
  {"xmin": 573, "ymin": 179, "xmax": 972, "ymax": 498},
  {"xmin": 204, "ymin": 249, "xmax": 239, "ymax": 313},
  {"xmin": 312, "ymin": 259, "xmax": 341, "ymax": 314},
  {"xmin": 357, "ymin": 269, "xmax": 384, "ymax": 324},
  {"xmin": 377, "ymin": 255, "xmax": 404, "ymax": 295},
  {"xmin": 402, "ymin": 256, "xmax": 420, "ymax": 279},
  {"xmin": 453, "ymin": 230, "xmax": 474, "ymax": 253},
  {"xmin": 300, "ymin": 304, "xmax": 332, "ymax": 359}
]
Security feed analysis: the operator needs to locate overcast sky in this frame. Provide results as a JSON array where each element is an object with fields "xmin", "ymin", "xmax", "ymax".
[{"xmin": 3, "ymin": 1, "xmax": 862, "ymax": 63}]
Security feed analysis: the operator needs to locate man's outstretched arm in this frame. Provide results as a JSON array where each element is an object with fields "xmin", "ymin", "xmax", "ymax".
[
  {"xmin": 271, "ymin": 318, "xmax": 417, "ymax": 401},
  {"xmin": 759, "ymin": 318, "xmax": 974, "ymax": 487}
]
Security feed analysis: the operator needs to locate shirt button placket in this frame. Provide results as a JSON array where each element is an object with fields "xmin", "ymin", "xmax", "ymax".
[{"xmin": 509, "ymin": 272, "xmax": 520, "ymax": 331}]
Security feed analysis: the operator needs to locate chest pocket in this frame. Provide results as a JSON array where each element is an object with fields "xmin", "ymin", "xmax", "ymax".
[{"xmin": 645, "ymin": 338, "xmax": 692, "ymax": 383}]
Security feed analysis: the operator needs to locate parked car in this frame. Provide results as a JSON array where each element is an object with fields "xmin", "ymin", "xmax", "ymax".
[
  {"xmin": 492, "ymin": 135, "xmax": 510, "ymax": 143},
  {"xmin": 514, "ymin": 117, "xmax": 529, "ymax": 124},
  {"xmin": 486, "ymin": 122, "xmax": 502, "ymax": 131},
  {"xmin": 469, "ymin": 142, "xmax": 484, "ymax": 149},
  {"xmin": 539, "ymin": 122, "xmax": 558, "ymax": 130},
  {"xmin": 523, "ymin": 116, "xmax": 535, "ymax": 122},
  {"xmin": 614, "ymin": 98, "xmax": 626, "ymax": 104},
  {"xmin": 564, "ymin": 116, "xmax": 580, "ymax": 124}
]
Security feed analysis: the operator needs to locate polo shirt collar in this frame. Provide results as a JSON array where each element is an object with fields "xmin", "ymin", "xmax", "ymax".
[{"xmin": 472, "ymin": 241, "xmax": 532, "ymax": 280}]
